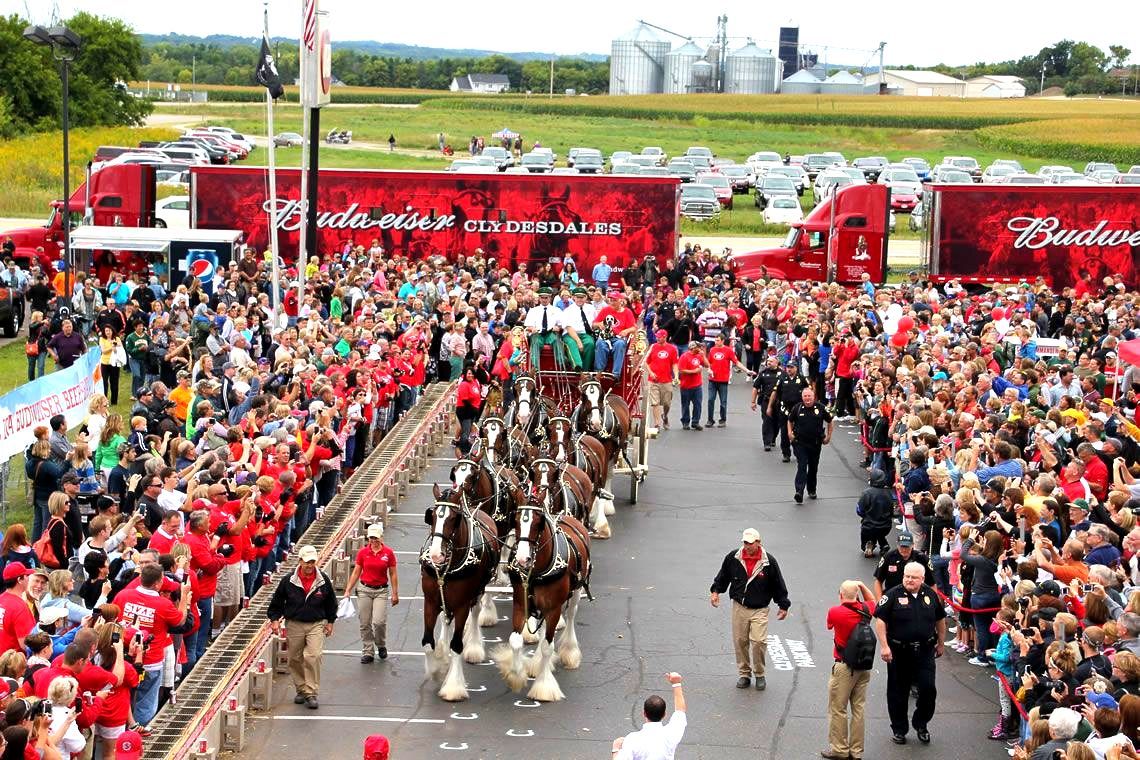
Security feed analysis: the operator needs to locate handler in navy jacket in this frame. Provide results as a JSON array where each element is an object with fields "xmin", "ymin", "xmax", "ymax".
[
  {"xmin": 709, "ymin": 528, "xmax": 791, "ymax": 691},
  {"xmin": 267, "ymin": 544, "xmax": 339, "ymax": 709}
]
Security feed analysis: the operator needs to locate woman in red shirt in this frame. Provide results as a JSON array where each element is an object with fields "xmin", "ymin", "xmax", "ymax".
[
  {"xmin": 92, "ymin": 621, "xmax": 143, "ymax": 753},
  {"xmin": 453, "ymin": 367, "xmax": 483, "ymax": 450}
]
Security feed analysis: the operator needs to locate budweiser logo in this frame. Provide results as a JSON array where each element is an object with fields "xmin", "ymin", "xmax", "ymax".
[
  {"xmin": 263, "ymin": 200, "xmax": 456, "ymax": 233},
  {"xmin": 1007, "ymin": 216, "xmax": 1140, "ymax": 250}
]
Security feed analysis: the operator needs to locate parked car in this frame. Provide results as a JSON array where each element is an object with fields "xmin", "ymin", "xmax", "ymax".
[
  {"xmin": 155, "ymin": 146, "xmax": 210, "ymax": 165},
  {"xmin": 941, "ymin": 156, "xmax": 981, "ymax": 181},
  {"xmin": 802, "ymin": 153, "xmax": 840, "ymax": 180},
  {"xmin": 755, "ymin": 176, "xmax": 798, "ymax": 209},
  {"xmin": 530, "ymin": 147, "xmax": 556, "ymax": 164},
  {"xmin": 836, "ymin": 167, "xmax": 868, "ymax": 185},
  {"xmin": 155, "ymin": 196, "xmax": 191, "ymax": 228},
  {"xmin": 930, "ymin": 167, "xmax": 973, "ymax": 184},
  {"xmin": 610, "ymin": 163, "xmax": 641, "ymax": 175},
  {"xmin": 852, "ymin": 156, "xmax": 889, "ymax": 181},
  {"xmin": 446, "ymin": 159, "xmax": 484, "ymax": 172},
  {"xmin": 679, "ymin": 183, "xmax": 720, "ymax": 221},
  {"xmin": 878, "ymin": 167, "xmax": 922, "ymax": 210},
  {"xmin": 1091, "ymin": 169, "xmax": 1120, "ymax": 184},
  {"xmin": 746, "ymin": 151, "xmax": 784, "ymax": 178},
  {"xmin": 761, "ymin": 196, "xmax": 804, "ymax": 226},
  {"xmin": 480, "ymin": 146, "xmax": 514, "ymax": 170},
  {"xmin": 567, "ymin": 147, "xmax": 601, "ymax": 167},
  {"xmin": 627, "ymin": 155, "xmax": 660, "ymax": 168},
  {"xmin": 641, "ymin": 147, "xmax": 667, "ymax": 165},
  {"xmin": 687, "ymin": 156, "xmax": 712, "ymax": 171},
  {"xmin": 203, "ymin": 126, "xmax": 254, "ymax": 152},
  {"xmin": 981, "ymin": 164, "xmax": 1020, "ymax": 183},
  {"xmin": 574, "ymin": 151, "xmax": 604, "ymax": 174},
  {"xmin": 821, "ymin": 151, "xmax": 847, "ymax": 167},
  {"xmin": 1004, "ymin": 174, "xmax": 1048, "ymax": 185},
  {"xmin": 520, "ymin": 153, "xmax": 553, "ymax": 173},
  {"xmin": 697, "ymin": 174, "xmax": 733, "ymax": 209},
  {"xmin": 638, "ymin": 166, "xmax": 670, "ymax": 177},
  {"xmin": 1115, "ymin": 173, "xmax": 1140, "ymax": 185},
  {"xmin": 991, "ymin": 159, "xmax": 1025, "ymax": 173},
  {"xmin": 273, "ymin": 132, "xmax": 303, "ymax": 147},
  {"xmin": 684, "ymin": 146, "xmax": 714, "ymax": 160},
  {"xmin": 813, "ymin": 171, "xmax": 855, "ymax": 206},
  {"xmin": 156, "ymin": 169, "xmax": 190, "ymax": 186},
  {"xmin": 609, "ymin": 150, "xmax": 633, "ymax": 168},
  {"xmin": 1129, "ymin": 165, "xmax": 1140, "ymax": 175},
  {"xmin": 1052, "ymin": 172, "xmax": 1091, "ymax": 185},
  {"xmin": 1037, "ymin": 165, "xmax": 1074, "ymax": 178},
  {"xmin": 767, "ymin": 165, "xmax": 807, "ymax": 195},
  {"xmin": 168, "ymin": 139, "xmax": 228, "ymax": 164},
  {"xmin": 720, "ymin": 165, "xmax": 754, "ymax": 192},
  {"xmin": 909, "ymin": 201, "xmax": 925, "ymax": 232},
  {"xmin": 666, "ymin": 163, "xmax": 696, "ymax": 182},
  {"xmin": 889, "ymin": 210, "xmax": 897, "ymax": 233},
  {"xmin": 902, "ymin": 157, "xmax": 932, "ymax": 181},
  {"xmin": 1084, "ymin": 161, "xmax": 1119, "ymax": 176}
]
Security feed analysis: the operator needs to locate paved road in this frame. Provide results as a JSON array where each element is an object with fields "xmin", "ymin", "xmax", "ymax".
[{"xmin": 235, "ymin": 387, "xmax": 998, "ymax": 760}]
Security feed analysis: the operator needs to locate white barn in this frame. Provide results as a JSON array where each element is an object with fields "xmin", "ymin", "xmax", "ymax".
[
  {"xmin": 449, "ymin": 74, "xmax": 511, "ymax": 93},
  {"xmin": 880, "ymin": 69, "xmax": 967, "ymax": 97},
  {"xmin": 967, "ymin": 75, "xmax": 1026, "ymax": 98}
]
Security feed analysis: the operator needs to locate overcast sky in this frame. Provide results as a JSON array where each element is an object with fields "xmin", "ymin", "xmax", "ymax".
[{"xmin": 8, "ymin": 0, "xmax": 1137, "ymax": 67}]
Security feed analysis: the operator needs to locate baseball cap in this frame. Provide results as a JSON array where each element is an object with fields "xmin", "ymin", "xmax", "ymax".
[
  {"xmin": 366, "ymin": 523, "xmax": 385, "ymax": 539},
  {"xmin": 741, "ymin": 528, "xmax": 760, "ymax": 544},
  {"xmin": 1087, "ymin": 692, "xmax": 1119, "ymax": 711},
  {"xmin": 1071, "ymin": 498, "xmax": 1091, "ymax": 513},
  {"xmin": 116, "ymin": 729, "xmax": 144, "ymax": 760},
  {"xmin": 897, "ymin": 532, "xmax": 914, "ymax": 547},
  {"xmin": 1034, "ymin": 579, "xmax": 1064, "ymax": 597},
  {"xmin": 39, "ymin": 606, "xmax": 69, "ymax": 626},
  {"xmin": 0, "ymin": 679, "xmax": 11, "ymax": 700},
  {"xmin": 2, "ymin": 564, "xmax": 32, "ymax": 582},
  {"xmin": 363, "ymin": 735, "xmax": 390, "ymax": 760},
  {"xmin": 60, "ymin": 472, "xmax": 81, "ymax": 486},
  {"xmin": 298, "ymin": 545, "xmax": 319, "ymax": 563}
]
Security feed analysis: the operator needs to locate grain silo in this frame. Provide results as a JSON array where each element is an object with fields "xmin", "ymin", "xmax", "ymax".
[
  {"xmin": 664, "ymin": 41, "xmax": 705, "ymax": 94},
  {"xmin": 819, "ymin": 70, "xmax": 866, "ymax": 96},
  {"xmin": 691, "ymin": 60, "xmax": 714, "ymax": 93},
  {"xmin": 609, "ymin": 23, "xmax": 670, "ymax": 95},
  {"xmin": 724, "ymin": 42, "xmax": 782, "ymax": 94},
  {"xmin": 781, "ymin": 68, "xmax": 821, "ymax": 95}
]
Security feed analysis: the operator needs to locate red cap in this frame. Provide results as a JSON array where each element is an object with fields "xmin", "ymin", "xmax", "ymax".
[
  {"xmin": 363, "ymin": 734, "xmax": 390, "ymax": 760},
  {"xmin": 0, "ymin": 680, "xmax": 11, "ymax": 700},
  {"xmin": 607, "ymin": 289, "xmax": 623, "ymax": 299},
  {"xmin": 2, "ymin": 564, "xmax": 31, "ymax": 582},
  {"xmin": 116, "ymin": 730, "xmax": 143, "ymax": 760}
]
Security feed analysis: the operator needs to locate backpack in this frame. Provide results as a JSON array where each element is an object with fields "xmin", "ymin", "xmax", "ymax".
[
  {"xmin": 32, "ymin": 517, "xmax": 66, "ymax": 569},
  {"xmin": 842, "ymin": 603, "xmax": 877, "ymax": 671}
]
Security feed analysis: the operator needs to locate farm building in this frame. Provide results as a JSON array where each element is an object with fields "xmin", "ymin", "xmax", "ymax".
[
  {"xmin": 449, "ymin": 74, "xmax": 511, "ymax": 93},
  {"xmin": 880, "ymin": 69, "xmax": 967, "ymax": 97},
  {"xmin": 967, "ymin": 75, "xmax": 1026, "ymax": 98},
  {"xmin": 819, "ymin": 70, "xmax": 868, "ymax": 96}
]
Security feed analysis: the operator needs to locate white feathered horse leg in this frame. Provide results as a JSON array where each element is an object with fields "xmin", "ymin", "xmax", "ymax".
[
  {"xmin": 424, "ymin": 618, "xmax": 451, "ymax": 682},
  {"xmin": 439, "ymin": 609, "xmax": 471, "ymax": 702},
  {"xmin": 522, "ymin": 615, "xmax": 542, "ymax": 645},
  {"xmin": 527, "ymin": 638, "xmax": 565, "ymax": 702},
  {"xmin": 461, "ymin": 610, "xmax": 485, "ymax": 664},
  {"xmin": 590, "ymin": 495, "xmax": 612, "ymax": 539},
  {"xmin": 602, "ymin": 474, "xmax": 616, "ymax": 515},
  {"xmin": 477, "ymin": 590, "xmax": 498, "ymax": 627},
  {"xmin": 557, "ymin": 594, "xmax": 582, "ymax": 669},
  {"xmin": 492, "ymin": 631, "xmax": 527, "ymax": 692}
]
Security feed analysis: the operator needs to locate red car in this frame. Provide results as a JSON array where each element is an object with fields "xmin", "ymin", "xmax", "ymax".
[{"xmin": 696, "ymin": 173, "xmax": 734, "ymax": 209}]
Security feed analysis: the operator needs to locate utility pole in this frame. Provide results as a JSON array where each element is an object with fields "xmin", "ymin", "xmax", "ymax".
[
  {"xmin": 549, "ymin": 55, "xmax": 554, "ymax": 99},
  {"xmin": 878, "ymin": 41, "xmax": 886, "ymax": 93},
  {"xmin": 1040, "ymin": 62, "xmax": 1047, "ymax": 95}
]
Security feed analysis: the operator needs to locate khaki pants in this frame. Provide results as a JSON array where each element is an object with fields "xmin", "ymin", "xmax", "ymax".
[
  {"xmin": 828, "ymin": 661, "xmax": 871, "ymax": 757},
  {"xmin": 731, "ymin": 602, "xmax": 769, "ymax": 677},
  {"xmin": 357, "ymin": 584, "xmax": 390, "ymax": 655},
  {"xmin": 649, "ymin": 382, "xmax": 673, "ymax": 425},
  {"xmin": 286, "ymin": 619, "xmax": 327, "ymax": 697}
]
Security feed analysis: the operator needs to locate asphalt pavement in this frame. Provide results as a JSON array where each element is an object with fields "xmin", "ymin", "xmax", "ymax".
[{"xmin": 235, "ymin": 382, "xmax": 1000, "ymax": 760}]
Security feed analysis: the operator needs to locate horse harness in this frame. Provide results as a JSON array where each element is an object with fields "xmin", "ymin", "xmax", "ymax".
[{"xmin": 421, "ymin": 501, "xmax": 493, "ymax": 582}]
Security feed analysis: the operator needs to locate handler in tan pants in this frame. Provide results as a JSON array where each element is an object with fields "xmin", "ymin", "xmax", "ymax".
[
  {"xmin": 710, "ymin": 528, "xmax": 791, "ymax": 691},
  {"xmin": 267, "ymin": 545, "xmax": 339, "ymax": 709},
  {"xmin": 822, "ymin": 580, "xmax": 876, "ymax": 760}
]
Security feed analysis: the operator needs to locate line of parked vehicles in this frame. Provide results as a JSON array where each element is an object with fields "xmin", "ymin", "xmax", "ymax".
[
  {"xmin": 454, "ymin": 143, "xmax": 1140, "ymax": 230},
  {"xmin": 91, "ymin": 126, "xmax": 254, "ymax": 228}
]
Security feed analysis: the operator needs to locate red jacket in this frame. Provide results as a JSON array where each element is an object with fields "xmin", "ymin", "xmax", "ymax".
[
  {"xmin": 185, "ymin": 530, "xmax": 226, "ymax": 599},
  {"xmin": 833, "ymin": 340, "xmax": 861, "ymax": 378}
]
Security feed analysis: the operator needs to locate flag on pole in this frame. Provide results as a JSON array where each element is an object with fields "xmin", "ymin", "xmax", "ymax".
[{"xmin": 255, "ymin": 34, "xmax": 285, "ymax": 100}]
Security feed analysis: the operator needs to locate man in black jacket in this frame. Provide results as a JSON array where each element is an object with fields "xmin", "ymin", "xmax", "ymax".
[
  {"xmin": 267, "ymin": 545, "xmax": 339, "ymax": 709},
  {"xmin": 709, "ymin": 529, "xmax": 791, "ymax": 691},
  {"xmin": 857, "ymin": 468, "xmax": 896, "ymax": 557}
]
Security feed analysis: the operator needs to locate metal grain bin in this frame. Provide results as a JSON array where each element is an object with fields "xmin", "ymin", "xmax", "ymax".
[
  {"xmin": 725, "ymin": 42, "xmax": 782, "ymax": 95},
  {"xmin": 691, "ymin": 60, "xmax": 714, "ymax": 93},
  {"xmin": 609, "ymin": 23, "xmax": 670, "ymax": 95},
  {"xmin": 781, "ymin": 68, "xmax": 822, "ymax": 95},
  {"xmin": 664, "ymin": 41, "xmax": 706, "ymax": 94},
  {"xmin": 820, "ymin": 70, "xmax": 866, "ymax": 96}
]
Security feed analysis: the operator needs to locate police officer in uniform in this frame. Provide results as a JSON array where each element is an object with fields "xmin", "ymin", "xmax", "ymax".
[
  {"xmin": 873, "ymin": 561, "xmax": 946, "ymax": 746},
  {"xmin": 787, "ymin": 386, "xmax": 833, "ymax": 503},
  {"xmin": 750, "ymin": 355, "xmax": 782, "ymax": 452},
  {"xmin": 767, "ymin": 362, "xmax": 808, "ymax": 463},
  {"xmin": 873, "ymin": 532, "xmax": 935, "ymax": 598}
]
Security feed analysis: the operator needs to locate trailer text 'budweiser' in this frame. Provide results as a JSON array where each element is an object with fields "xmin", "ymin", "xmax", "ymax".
[{"xmin": 1006, "ymin": 216, "xmax": 1140, "ymax": 250}]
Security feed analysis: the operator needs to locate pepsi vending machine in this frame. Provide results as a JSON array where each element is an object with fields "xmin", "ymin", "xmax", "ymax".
[{"xmin": 168, "ymin": 234, "xmax": 241, "ymax": 294}]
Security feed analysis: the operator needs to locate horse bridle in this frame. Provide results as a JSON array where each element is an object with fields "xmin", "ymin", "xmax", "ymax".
[
  {"xmin": 423, "ymin": 500, "xmax": 485, "ymax": 577},
  {"xmin": 509, "ymin": 500, "xmax": 566, "ymax": 582}
]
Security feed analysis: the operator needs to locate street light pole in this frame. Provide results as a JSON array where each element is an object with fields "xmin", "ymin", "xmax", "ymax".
[
  {"xmin": 23, "ymin": 25, "xmax": 81, "ymax": 296},
  {"xmin": 1040, "ymin": 62, "xmax": 1047, "ymax": 95}
]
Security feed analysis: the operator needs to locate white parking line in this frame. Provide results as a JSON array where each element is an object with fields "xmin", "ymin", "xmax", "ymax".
[
  {"xmin": 323, "ymin": 649, "xmax": 425, "ymax": 656},
  {"xmin": 264, "ymin": 716, "xmax": 444, "ymax": 724}
]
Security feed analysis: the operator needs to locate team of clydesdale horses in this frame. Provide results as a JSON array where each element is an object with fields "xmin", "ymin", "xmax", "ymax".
[{"xmin": 419, "ymin": 373, "xmax": 634, "ymax": 702}]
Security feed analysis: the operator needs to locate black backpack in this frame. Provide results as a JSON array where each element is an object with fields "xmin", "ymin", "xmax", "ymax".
[{"xmin": 842, "ymin": 604, "xmax": 877, "ymax": 671}]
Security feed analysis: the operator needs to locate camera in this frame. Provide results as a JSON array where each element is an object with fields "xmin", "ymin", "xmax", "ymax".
[
  {"xmin": 1018, "ymin": 597, "xmax": 1030, "ymax": 609},
  {"xmin": 111, "ymin": 631, "xmax": 121, "ymax": 644},
  {"xmin": 33, "ymin": 699, "xmax": 53, "ymax": 718},
  {"xmin": 1020, "ymin": 627, "xmax": 1036, "ymax": 636},
  {"xmin": 1044, "ymin": 679, "xmax": 1066, "ymax": 693},
  {"xmin": 1083, "ymin": 584, "xmax": 1095, "ymax": 593}
]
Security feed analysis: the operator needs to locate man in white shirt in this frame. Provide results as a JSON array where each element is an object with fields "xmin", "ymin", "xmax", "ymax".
[
  {"xmin": 524, "ymin": 287, "xmax": 565, "ymax": 367},
  {"xmin": 559, "ymin": 287, "xmax": 597, "ymax": 370},
  {"xmin": 612, "ymin": 672, "xmax": 687, "ymax": 760}
]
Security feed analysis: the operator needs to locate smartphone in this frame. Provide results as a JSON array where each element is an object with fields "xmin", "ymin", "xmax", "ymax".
[
  {"xmin": 1021, "ymin": 627, "xmax": 1036, "ymax": 637},
  {"xmin": 111, "ymin": 631, "xmax": 121, "ymax": 644},
  {"xmin": 1084, "ymin": 584, "xmax": 1095, "ymax": 593}
]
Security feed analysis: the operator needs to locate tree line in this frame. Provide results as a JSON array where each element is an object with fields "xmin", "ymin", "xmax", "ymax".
[
  {"xmin": 896, "ymin": 39, "xmax": 1135, "ymax": 95},
  {"xmin": 142, "ymin": 42, "xmax": 611, "ymax": 94}
]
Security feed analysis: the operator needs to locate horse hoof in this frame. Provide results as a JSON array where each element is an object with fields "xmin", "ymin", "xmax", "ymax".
[
  {"xmin": 438, "ymin": 685, "xmax": 469, "ymax": 702},
  {"xmin": 591, "ymin": 523, "xmax": 612, "ymax": 540},
  {"xmin": 559, "ymin": 647, "xmax": 582, "ymax": 670},
  {"xmin": 527, "ymin": 678, "xmax": 565, "ymax": 703}
]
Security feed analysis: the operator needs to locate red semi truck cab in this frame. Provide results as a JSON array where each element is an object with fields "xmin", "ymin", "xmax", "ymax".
[
  {"xmin": 1, "ymin": 164, "xmax": 156, "ymax": 273},
  {"xmin": 730, "ymin": 184, "xmax": 889, "ymax": 285}
]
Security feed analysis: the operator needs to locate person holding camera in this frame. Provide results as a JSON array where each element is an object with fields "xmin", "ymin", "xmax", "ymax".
[
  {"xmin": 114, "ymin": 565, "xmax": 192, "ymax": 729},
  {"xmin": 959, "ymin": 529, "xmax": 1006, "ymax": 667},
  {"xmin": 205, "ymin": 484, "xmax": 253, "ymax": 638}
]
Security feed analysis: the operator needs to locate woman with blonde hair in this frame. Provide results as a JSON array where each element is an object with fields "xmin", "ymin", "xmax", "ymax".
[
  {"xmin": 47, "ymin": 676, "xmax": 85, "ymax": 756},
  {"xmin": 28, "ymin": 435, "xmax": 67, "ymax": 541},
  {"xmin": 66, "ymin": 439, "xmax": 99, "ymax": 495},
  {"xmin": 84, "ymin": 394, "xmax": 110, "ymax": 445},
  {"xmin": 41, "ymin": 569, "xmax": 95, "ymax": 626},
  {"xmin": 43, "ymin": 492, "xmax": 73, "ymax": 570},
  {"xmin": 92, "ymin": 621, "xmax": 142, "ymax": 757}
]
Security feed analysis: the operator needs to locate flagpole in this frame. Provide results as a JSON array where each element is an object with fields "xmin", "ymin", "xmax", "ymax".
[
  {"xmin": 297, "ymin": 0, "xmax": 312, "ymax": 311},
  {"xmin": 264, "ymin": 1, "xmax": 282, "ymax": 324}
]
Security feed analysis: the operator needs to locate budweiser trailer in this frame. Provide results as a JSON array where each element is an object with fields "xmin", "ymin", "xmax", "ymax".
[
  {"xmin": 190, "ymin": 167, "xmax": 680, "ymax": 273},
  {"xmin": 919, "ymin": 183, "xmax": 1140, "ymax": 288}
]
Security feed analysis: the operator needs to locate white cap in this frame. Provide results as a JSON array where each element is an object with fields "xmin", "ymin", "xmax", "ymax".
[
  {"xmin": 741, "ymin": 528, "xmax": 760, "ymax": 544},
  {"xmin": 366, "ymin": 523, "xmax": 385, "ymax": 539},
  {"xmin": 298, "ymin": 545, "xmax": 319, "ymax": 563},
  {"xmin": 39, "ymin": 606, "xmax": 69, "ymax": 625}
]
